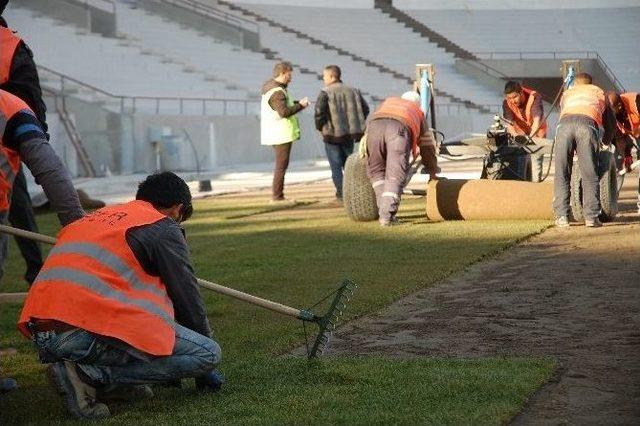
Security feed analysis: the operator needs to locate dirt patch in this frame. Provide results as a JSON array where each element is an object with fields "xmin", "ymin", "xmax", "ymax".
[{"xmin": 327, "ymin": 180, "xmax": 640, "ymax": 424}]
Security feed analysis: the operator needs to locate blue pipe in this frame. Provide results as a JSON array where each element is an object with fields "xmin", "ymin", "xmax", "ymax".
[
  {"xmin": 564, "ymin": 65, "xmax": 575, "ymax": 88},
  {"xmin": 420, "ymin": 69, "xmax": 429, "ymax": 118}
]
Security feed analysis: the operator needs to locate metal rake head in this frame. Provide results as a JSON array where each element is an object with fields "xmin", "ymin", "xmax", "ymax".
[{"xmin": 305, "ymin": 279, "xmax": 357, "ymax": 359}]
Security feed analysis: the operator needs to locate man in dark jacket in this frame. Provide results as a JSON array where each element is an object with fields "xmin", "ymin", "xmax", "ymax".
[
  {"xmin": 314, "ymin": 65, "xmax": 369, "ymax": 200},
  {"xmin": 1, "ymin": 3, "xmax": 48, "ymax": 285}
]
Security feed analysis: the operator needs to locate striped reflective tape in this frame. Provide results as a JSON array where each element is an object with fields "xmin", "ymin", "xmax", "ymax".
[
  {"xmin": 34, "ymin": 267, "xmax": 175, "ymax": 327},
  {"xmin": 48, "ymin": 242, "xmax": 170, "ymax": 302}
]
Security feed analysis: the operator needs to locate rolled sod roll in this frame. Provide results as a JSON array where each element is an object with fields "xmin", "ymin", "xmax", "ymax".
[{"xmin": 426, "ymin": 179, "xmax": 554, "ymax": 220}]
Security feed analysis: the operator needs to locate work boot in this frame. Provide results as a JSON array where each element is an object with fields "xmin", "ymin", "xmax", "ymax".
[
  {"xmin": 47, "ymin": 362, "xmax": 110, "ymax": 419},
  {"xmin": 554, "ymin": 216, "xmax": 570, "ymax": 228},
  {"xmin": 96, "ymin": 384, "xmax": 154, "ymax": 403},
  {"xmin": 585, "ymin": 217, "xmax": 602, "ymax": 228},
  {"xmin": 379, "ymin": 217, "xmax": 399, "ymax": 227}
]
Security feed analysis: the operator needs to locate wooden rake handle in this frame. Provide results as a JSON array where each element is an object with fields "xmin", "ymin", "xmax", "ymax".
[{"xmin": 0, "ymin": 224, "xmax": 304, "ymax": 320}]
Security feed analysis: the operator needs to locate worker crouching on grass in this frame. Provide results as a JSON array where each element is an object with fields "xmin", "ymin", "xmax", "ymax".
[
  {"xmin": 17, "ymin": 172, "xmax": 222, "ymax": 420},
  {"xmin": 365, "ymin": 91, "xmax": 439, "ymax": 226},
  {"xmin": 553, "ymin": 73, "xmax": 616, "ymax": 228}
]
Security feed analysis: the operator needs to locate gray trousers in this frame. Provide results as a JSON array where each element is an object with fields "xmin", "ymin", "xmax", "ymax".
[
  {"xmin": 0, "ymin": 211, "xmax": 7, "ymax": 284},
  {"xmin": 365, "ymin": 119, "xmax": 411, "ymax": 222},
  {"xmin": 553, "ymin": 115, "xmax": 601, "ymax": 220}
]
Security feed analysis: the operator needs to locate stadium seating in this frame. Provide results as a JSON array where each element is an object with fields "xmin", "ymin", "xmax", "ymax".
[
  {"xmin": 232, "ymin": 3, "xmax": 504, "ymax": 109},
  {"xmin": 5, "ymin": 5, "xmax": 252, "ymax": 103},
  {"xmin": 399, "ymin": 7, "xmax": 640, "ymax": 90}
]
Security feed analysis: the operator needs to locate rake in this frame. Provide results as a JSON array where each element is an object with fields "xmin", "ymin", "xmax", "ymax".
[{"xmin": 0, "ymin": 224, "xmax": 357, "ymax": 358}]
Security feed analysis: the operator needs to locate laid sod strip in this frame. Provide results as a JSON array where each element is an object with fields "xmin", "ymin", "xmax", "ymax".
[
  {"xmin": 0, "ymin": 225, "xmax": 356, "ymax": 359},
  {"xmin": 225, "ymin": 200, "xmax": 318, "ymax": 220},
  {"xmin": 0, "ymin": 346, "xmax": 555, "ymax": 425},
  {"xmin": 1, "ymin": 194, "xmax": 553, "ymax": 424}
]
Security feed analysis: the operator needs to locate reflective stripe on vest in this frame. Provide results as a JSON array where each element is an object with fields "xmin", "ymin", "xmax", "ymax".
[
  {"xmin": 560, "ymin": 84, "xmax": 606, "ymax": 128},
  {"xmin": 505, "ymin": 87, "xmax": 548, "ymax": 137},
  {"xmin": 373, "ymin": 97, "xmax": 423, "ymax": 156},
  {"xmin": 260, "ymin": 86, "xmax": 301, "ymax": 146},
  {"xmin": 18, "ymin": 200, "xmax": 177, "ymax": 355},
  {"xmin": 620, "ymin": 92, "xmax": 640, "ymax": 138},
  {"xmin": 0, "ymin": 90, "xmax": 31, "ymax": 211},
  {"xmin": 0, "ymin": 28, "xmax": 21, "ymax": 84}
]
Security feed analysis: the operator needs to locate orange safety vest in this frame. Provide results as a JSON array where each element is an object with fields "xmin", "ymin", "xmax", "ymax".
[
  {"xmin": 617, "ymin": 92, "xmax": 640, "ymax": 138},
  {"xmin": 560, "ymin": 84, "xmax": 606, "ymax": 128},
  {"xmin": 373, "ymin": 97, "xmax": 424, "ymax": 156},
  {"xmin": 0, "ymin": 27, "xmax": 21, "ymax": 84},
  {"xmin": 18, "ymin": 200, "xmax": 177, "ymax": 356},
  {"xmin": 504, "ymin": 87, "xmax": 548, "ymax": 137},
  {"xmin": 0, "ymin": 90, "xmax": 31, "ymax": 211}
]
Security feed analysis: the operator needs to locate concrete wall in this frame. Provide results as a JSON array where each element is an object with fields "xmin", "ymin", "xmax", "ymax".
[
  {"xmin": 129, "ymin": 114, "xmax": 326, "ymax": 174},
  {"xmin": 132, "ymin": 0, "xmax": 260, "ymax": 51},
  {"xmin": 19, "ymin": 0, "xmax": 116, "ymax": 37},
  {"xmin": 233, "ymin": 0, "xmax": 375, "ymax": 8}
]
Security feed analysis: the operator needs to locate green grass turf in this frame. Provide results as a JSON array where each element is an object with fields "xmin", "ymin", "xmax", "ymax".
[{"xmin": 0, "ymin": 193, "xmax": 555, "ymax": 424}]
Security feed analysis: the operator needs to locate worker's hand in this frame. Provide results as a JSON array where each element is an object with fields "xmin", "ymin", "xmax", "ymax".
[
  {"xmin": 299, "ymin": 97, "xmax": 310, "ymax": 108},
  {"xmin": 195, "ymin": 370, "xmax": 224, "ymax": 393}
]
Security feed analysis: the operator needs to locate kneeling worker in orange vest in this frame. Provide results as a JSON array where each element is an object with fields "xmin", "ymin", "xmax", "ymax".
[
  {"xmin": 553, "ymin": 73, "xmax": 616, "ymax": 228},
  {"xmin": 365, "ymin": 91, "xmax": 438, "ymax": 226},
  {"xmin": 18, "ymin": 172, "xmax": 222, "ymax": 419},
  {"xmin": 502, "ymin": 81, "xmax": 548, "ymax": 138}
]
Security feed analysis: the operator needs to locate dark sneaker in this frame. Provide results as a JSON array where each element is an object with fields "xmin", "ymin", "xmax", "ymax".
[
  {"xmin": 195, "ymin": 370, "xmax": 225, "ymax": 393},
  {"xmin": 96, "ymin": 384, "xmax": 154, "ymax": 403},
  {"xmin": 554, "ymin": 216, "xmax": 570, "ymax": 228},
  {"xmin": 47, "ymin": 362, "xmax": 110, "ymax": 419},
  {"xmin": 0, "ymin": 377, "xmax": 18, "ymax": 394},
  {"xmin": 585, "ymin": 217, "xmax": 602, "ymax": 228}
]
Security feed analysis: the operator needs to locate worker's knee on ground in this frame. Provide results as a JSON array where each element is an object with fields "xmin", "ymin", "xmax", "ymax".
[{"xmin": 197, "ymin": 338, "xmax": 221, "ymax": 371}]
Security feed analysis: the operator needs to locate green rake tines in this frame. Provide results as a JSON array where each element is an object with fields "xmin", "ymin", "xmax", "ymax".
[
  {"xmin": 301, "ymin": 279, "xmax": 357, "ymax": 358},
  {"xmin": 0, "ymin": 225, "xmax": 358, "ymax": 358}
]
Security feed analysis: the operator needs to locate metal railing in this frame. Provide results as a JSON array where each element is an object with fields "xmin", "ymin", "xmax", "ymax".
[
  {"xmin": 39, "ymin": 65, "xmax": 259, "ymax": 116},
  {"xmin": 472, "ymin": 51, "xmax": 626, "ymax": 92},
  {"xmin": 159, "ymin": 0, "xmax": 259, "ymax": 34}
]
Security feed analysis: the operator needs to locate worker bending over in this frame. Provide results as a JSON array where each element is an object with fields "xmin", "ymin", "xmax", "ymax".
[
  {"xmin": 553, "ymin": 73, "xmax": 616, "ymax": 228},
  {"xmin": 607, "ymin": 91, "xmax": 639, "ymax": 214},
  {"xmin": 365, "ymin": 91, "xmax": 438, "ymax": 226},
  {"xmin": 18, "ymin": 172, "xmax": 221, "ymax": 419},
  {"xmin": 502, "ymin": 81, "xmax": 547, "ymax": 137}
]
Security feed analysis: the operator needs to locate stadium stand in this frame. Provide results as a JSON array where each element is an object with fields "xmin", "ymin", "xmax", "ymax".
[
  {"xmin": 398, "ymin": 6, "xmax": 640, "ymax": 90},
  {"xmin": 227, "ymin": 2, "xmax": 504, "ymax": 110},
  {"xmin": 5, "ymin": 4, "xmax": 253, "ymax": 107}
]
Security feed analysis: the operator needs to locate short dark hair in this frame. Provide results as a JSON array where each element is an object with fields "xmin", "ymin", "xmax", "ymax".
[
  {"xmin": 0, "ymin": 1, "xmax": 8, "ymax": 15},
  {"xmin": 504, "ymin": 81, "xmax": 522, "ymax": 95},
  {"xmin": 575, "ymin": 72, "xmax": 593, "ymax": 85},
  {"xmin": 273, "ymin": 61, "xmax": 293, "ymax": 78},
  {"xmin": 324, "ymin": 65, "xmax": 341, "ymax": 80},
  {"xmin": 136, "ymin": 172, "xmax": 192, "ymax": 219}
]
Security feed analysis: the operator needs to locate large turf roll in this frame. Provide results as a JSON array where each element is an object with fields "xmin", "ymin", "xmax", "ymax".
[
  {"xmin": 343, "ymin": 154, "xmax": 379, "ymax": 221},
  {"xmin": 426, "ymin": 179, "xmax": 554, "ymax": 220}
]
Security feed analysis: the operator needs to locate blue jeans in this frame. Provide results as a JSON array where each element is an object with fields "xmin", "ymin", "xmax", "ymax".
[
  {"xmin": 324, "ymin": 141, "xmax": 355, "ymax": 198},
  {"xmin": 33, "ymin": 323, "xmax": 221, "ymax": 386}
]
